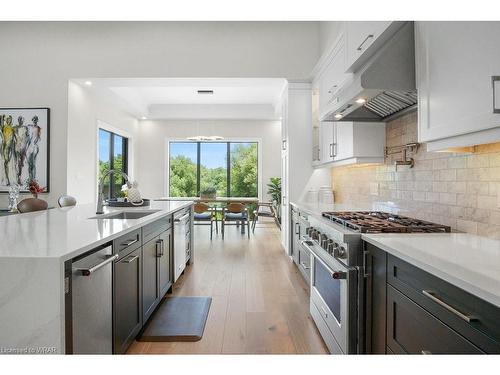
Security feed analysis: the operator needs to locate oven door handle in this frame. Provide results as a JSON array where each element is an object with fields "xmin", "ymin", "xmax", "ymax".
[{"xmin": 301, "ymin": 240, "xmax": 347, "ymax": 279}]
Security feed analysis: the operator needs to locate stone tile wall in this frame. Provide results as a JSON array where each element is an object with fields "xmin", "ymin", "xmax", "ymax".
[{"xmin": 331, "ymin": 111, "xmax": 500, "ymax": 238}]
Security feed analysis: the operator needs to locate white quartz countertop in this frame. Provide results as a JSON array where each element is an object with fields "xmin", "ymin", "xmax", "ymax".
[
  {"xmin": 0, "ymin": 200, "xmax": 193, "ymax": 261},
  {"xmin": 362, "ymin": 233, "xmax": 500, "ymax": 308}
]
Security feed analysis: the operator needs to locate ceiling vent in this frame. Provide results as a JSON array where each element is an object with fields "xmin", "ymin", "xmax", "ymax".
[{"xmin": 197, "ymin": 90, "xmax": 214, "ymax": 95}]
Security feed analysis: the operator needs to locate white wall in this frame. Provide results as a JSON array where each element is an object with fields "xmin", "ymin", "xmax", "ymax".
[
  {"xmin": 135, "ymin": 120, "xmax": 281, "ymax": 200},
  {"xmin": 67, "ymin": 81, "xmax": 139, "ymax": 204},
  {"xmin": 0, "ymin": 22, "xmax": 320, "ymax": 206}
]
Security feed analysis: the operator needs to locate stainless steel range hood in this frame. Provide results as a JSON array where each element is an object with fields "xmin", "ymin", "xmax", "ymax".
[{"xmin": 322, "ymin": 22, "xmax": 416, "ymax": 122}]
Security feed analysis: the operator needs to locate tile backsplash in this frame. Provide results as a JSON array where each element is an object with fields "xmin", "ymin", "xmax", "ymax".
[{"xmin": 331, "ymin": 111, "xmax": 500, "ymax": 239}]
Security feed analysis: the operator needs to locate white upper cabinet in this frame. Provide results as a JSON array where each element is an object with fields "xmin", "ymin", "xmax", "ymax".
[
  {"xmin": 315, "ymin": 122, "xmax": 386, "ymax": 168},
  {"xmin": 345, "ymin": 21, "xmax": 393, "ymax": 72},
  {"xmin": 319, "ymin": 122, "xmax": 335, "ymax": 163},
  {"xmin": 317, "ymin": 36, "xmax": 352, "ymax": 119},
  {"xmin": 416, "ymin": 22, "xmax": 500, "ymax": 151}
]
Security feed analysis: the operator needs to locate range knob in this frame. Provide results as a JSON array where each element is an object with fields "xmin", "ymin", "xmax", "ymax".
[
  {"xmin": 320, "ymin": 234, "xmax": 328, "ymax": 248},
  {"xmin": 306, "ymin": 227, "xmax": 314, "ymax": 237},
  {"xmin": 312, "ymin": 229, "xmax": 321, "ymax": 241},
  {"xmin": 334, "ymin": 246, "xmax": 347, "ymax": 259},
  {"xmin": 325, "ymin": 239, "xmax": 335, "ymax": 254}
]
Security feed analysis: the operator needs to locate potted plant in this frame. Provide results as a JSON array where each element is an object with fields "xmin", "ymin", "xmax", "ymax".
[
  {"xmin": 200, "ymin": 186, "xmax": 217, "ymax": 199},
  {"xmin": 266, "ymin": 177, "xmax": 281, "ymax": 223}
]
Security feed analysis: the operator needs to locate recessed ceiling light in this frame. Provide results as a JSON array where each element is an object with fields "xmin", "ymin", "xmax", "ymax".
[
  {"xmin": 334, "ymin": 113, "xmax": 343, "ymax": 119},
  {"xmin": 355, "ymin": 98, "xmax": 366, "ymax": 104},
  {"xmin": 84, "ymin": 81, "xmax": 92, "ymax": 86},
  {"xmin": 141, "ymin": 116, "xmax": 147, "ymax": 120}
]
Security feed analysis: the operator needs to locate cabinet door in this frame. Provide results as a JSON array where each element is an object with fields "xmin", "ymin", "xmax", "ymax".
[
  {"xmin": 364, "ymin": 244, "xmax": 387, "ymax": 354},
  {"xmin": 416, "ymin": 22, "xmax": 500, "ymax": 144},
  {"xmin": 387, "ymin": 285, "xmax": 483, "ymax": 354},
  {"xmin": 333, "ymin": 122, "xmax": 353, "ymax": 161},
  {"xmin": 114, "ymin": 248, "xmax": 142, "ymax": 354},
  {"xmin": 345, "ymin": 21, "xmax": 392, "ymax": 71},
  {"xmin": 291, "ymin": 213, "xmax": 300, "ymax": 265},
  {"xmin": 142, "ymin": 237, "xmax": 161, "ymax": 322},
  {"xmin": 318, "ymin": 39, "xmax": 350, "ymax": 116},
  {"xmin": 158, "ymin": 229, "xmax": 172, "ymax": 297},
  {"xmin": 319, "ymin": 122, "xmax": 335, "ymax": 163}
]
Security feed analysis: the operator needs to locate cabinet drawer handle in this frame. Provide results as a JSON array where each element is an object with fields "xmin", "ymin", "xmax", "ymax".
[
  {"xmin": 422, "ymin": 290, "xmax": 477, "ymax": 323},
  {"xmin": 357, "ymin": 34, "xmax": 374, "ymax": 51},
  {"xmin": 295, "ymin": 222, "xmax": 300, "ymax": 235},
  {"xmin": 123, "ymin": 254, "xmax": 139, "ymax": 263},
  {"xmin": 300, "ymin": 261, "xmax": 310, "ymax": 270},
  {"xmin": 156, "ymin": 239, "xmax": 163, "ymax": 257},
  {"xmin": 121, "ymin": 238, "xmax": 138, "ymax": 247},
  {"xmin": 320, "ymin": 306, "xmax": 328, "ymax": 319},
  {"xmin": 282, "ymin": 139, "xmax": 287, "ymax": 151},
  {"xmin": 329, "ymin": 143, "xmax": 334, "ymax": 158},
  {"xmin": 327, "ymin": 85, "xmax": 338, "ymax": 94}
]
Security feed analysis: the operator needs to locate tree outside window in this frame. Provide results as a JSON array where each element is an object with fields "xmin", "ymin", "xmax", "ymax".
[{"xmin": 169, "ymin": 141, "xmax": 258, "ymax": 198}]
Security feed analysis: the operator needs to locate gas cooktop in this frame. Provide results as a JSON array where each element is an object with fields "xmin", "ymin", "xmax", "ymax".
[{"xmin": 321, "ymin": 211, "xmax": 451, "ymax": 234}]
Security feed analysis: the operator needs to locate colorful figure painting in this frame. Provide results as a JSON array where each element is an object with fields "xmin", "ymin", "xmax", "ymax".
[{"xmin": 0, "ymin": 108, "xmax": 49, "ymax": 192}]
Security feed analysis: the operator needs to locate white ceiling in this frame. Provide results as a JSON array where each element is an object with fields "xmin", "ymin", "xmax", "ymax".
[{"xmin": 75, "ymin": 78, "xmax": 287, "ymax": 120}]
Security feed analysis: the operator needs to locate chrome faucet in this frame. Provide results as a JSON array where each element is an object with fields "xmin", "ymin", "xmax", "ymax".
[{"xmin": 96, "ymin": 169, "xmax": 130, "ymax": 214}]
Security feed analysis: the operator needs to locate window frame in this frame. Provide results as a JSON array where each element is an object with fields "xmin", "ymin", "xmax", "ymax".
[
  {"xmin": 166, "ymin": 139, "xmax": 261, "ymax": 199},
  {"xmin": 97, "ymin": 125, "xmax": 129, "ymax": 201}
]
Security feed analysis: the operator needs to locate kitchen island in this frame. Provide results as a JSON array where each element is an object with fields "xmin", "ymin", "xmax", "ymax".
[{"xmin": 0, "ymin": 200, "xmax": 194, "ymax": 354}]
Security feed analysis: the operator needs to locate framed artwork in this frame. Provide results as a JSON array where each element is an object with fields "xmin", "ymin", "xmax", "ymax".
[{"xmin": 0, "ymin": 108, "xmax": 50, "ymax": 192}]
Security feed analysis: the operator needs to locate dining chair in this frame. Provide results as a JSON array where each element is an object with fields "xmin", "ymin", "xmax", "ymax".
[
  {"xmin": 193, "ymin": 202, "xmax": 217, "ymax": 240},
  {"xmin": 17, "ymin": 198, "xmax": 48, "ymax": 213},
  {"xmin": 251, "ymin": 202, "xmax": 277, "ymax": 232},
  {"xmin": 222, "ymin": 202, "xmax": 250, "ymax": 239},
  {"xmin": 58, "ymin": 195, "xmax": 77, "ymax": 207}
]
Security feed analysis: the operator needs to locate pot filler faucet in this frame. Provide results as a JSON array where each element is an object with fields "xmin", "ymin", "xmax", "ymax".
[{"xmin": 96, "ymin": 169, "xmax": 130, "ymax": 214}]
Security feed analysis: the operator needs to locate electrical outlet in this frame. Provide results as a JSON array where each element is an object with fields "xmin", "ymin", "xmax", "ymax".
[{"xmin": 370, "ymin": 182, "xmax": 379, "ymax": 196}]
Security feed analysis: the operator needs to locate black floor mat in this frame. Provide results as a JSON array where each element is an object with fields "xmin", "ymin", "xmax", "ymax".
[{"xmin": 138, "ymin": 296, "xmax": 212, "ymax": 342}]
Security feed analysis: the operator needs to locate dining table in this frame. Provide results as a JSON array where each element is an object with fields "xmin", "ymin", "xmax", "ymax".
[{"xmin": 157, "ymin": 197, "xmax": 259, "ymax": 235}]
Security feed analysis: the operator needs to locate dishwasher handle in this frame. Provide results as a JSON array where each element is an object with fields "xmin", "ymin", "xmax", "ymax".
[{"xmin": 74, "ymin": 254, "xmax": 118, "ymax": 276}]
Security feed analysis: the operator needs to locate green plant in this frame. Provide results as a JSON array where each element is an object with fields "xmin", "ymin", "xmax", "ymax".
[{"xmin": 267, "ymin": 177, "xmax": 281, "ymax": 205}]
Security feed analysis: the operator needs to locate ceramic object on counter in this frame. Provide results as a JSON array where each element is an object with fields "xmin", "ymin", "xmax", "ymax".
[
  {"xmin": 17, "ymin": 198, "xmax": 48, "ymax": 213},
  {"xmin": 319, "ymin": 186, "xmax": 334, "ymax": 204},
  {"xmin": 305, "ymin": 189, "xmax": 319, "ymax": 204}
]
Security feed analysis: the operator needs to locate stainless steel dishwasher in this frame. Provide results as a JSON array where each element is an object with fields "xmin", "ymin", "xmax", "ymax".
[
  {"xmin": 71, "ymin": 244, "xmax": 117, "ymax": 354},
  {"xmin": 173, "ymin": 210, "xmax": 190, "ymax": 282}
]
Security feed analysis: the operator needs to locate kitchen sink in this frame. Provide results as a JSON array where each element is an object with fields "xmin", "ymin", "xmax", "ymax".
[{"xmin": 89, "ymin": 210, "xmax": 160, "ymax": 220}]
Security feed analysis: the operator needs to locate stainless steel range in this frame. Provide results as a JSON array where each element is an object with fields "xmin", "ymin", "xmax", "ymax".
[{"xmin": 300, "ymin": 211, "xmax": 450, "ymax": 354}]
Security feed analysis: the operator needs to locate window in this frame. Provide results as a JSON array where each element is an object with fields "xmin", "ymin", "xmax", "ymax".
[
  {"xmin": 98, "ymin": 128, "xmax": 128, "ymax": 200},
  {"xmin": 169, "ymin": 141, "xmax": 258, "ymax": 198}
]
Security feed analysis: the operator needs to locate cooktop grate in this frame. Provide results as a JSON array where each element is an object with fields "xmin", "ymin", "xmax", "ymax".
[{"xmin": 321, "ymin": 211, "xmax": 451, "ymax": 234}]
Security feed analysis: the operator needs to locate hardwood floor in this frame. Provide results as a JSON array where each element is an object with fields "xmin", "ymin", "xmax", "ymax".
[{"xmin": 127, "ymin": 220, "xmax": 328, "ymax": 354}]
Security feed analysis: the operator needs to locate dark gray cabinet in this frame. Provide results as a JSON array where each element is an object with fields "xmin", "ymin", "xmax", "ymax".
[
  {"xmin": 387, "ymin": 285, "xmax": 483, "ymax": 354},
  {"xmin": 143, "ymin": 227, "xmax": 173, "ymax": 323},
  {"xmin": 364, "ymin": 243, "xmax": 387, "ymax": 354},
  {"xmin": 142, "ymin": 237, "xmax": 161, "ymax": 322},
  {"xmin": 159, "ymin": 229, "xmax": 172, "ymax": 297},
  {"xmin": 110, "ymin": 212, "xmax": 178, "ymax": 354},
  {"xmin": 364, "ymin": 242, "xmax": 500, "ymax": 354},
  {"xmin": 113, "ymin": 247, "xmax": 142, "ymax": 354}
]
